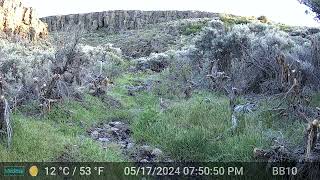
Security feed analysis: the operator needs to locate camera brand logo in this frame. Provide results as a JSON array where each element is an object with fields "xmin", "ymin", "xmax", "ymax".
[{"xmin": 4, "ymin": 166, "xmax": 25, "ymax": 176}]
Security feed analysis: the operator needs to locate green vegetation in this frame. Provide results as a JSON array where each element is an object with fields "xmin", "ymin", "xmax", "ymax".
[
  {"xmin": 45, "ymin": 95, "xmax": 130, "ymax": 135},
  {"xmin": 277, "ymin": 23, "xmax": 295, "ymax": 33},
  {"xmin": 181, "ymin": 21, "xmax": 208, "ymax": 36},
  {"xmin": 104, "ymin": 72, "xmax": 305, "ymax": 162},
  {"xmin": 0, "ymin": 15, "xmax": 314, "ymax": 163},
  {"xmin": 131, "ymin": 90, "xmax": 305, "ymax": 161},
  {"xmin": 0, "ymin": 68, "xmax": 307, "ymax": 162},
  {"xmin": 0, "ymin": 96, "xmax": 125, "ymax": 162},
  {"xmin": 219, "ymin": 14, "xmax": 253, "ymax": 26},
  {"xmin": 0, "ymin": 115, "xmax": 67, "ymax": 161},
  {"xmin": 310, "ymin": 92, "xmax": 320, "ymax": 107}
]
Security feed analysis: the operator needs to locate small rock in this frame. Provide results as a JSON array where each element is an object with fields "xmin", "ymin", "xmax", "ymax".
[
  {"xmin": 119, "ymin": 141, "xmax": 127, "ymax": 148},
  {"xmin": 98, "ymin": 138, "xmax": 110, "ymax": 143},
  {"xmin": 151, "ymin": 148, "xmax": 163, "ymax": 157},
  {"xmin": 120, "ymin": 133, "xmax": 130, "ymax": 140},
  {"xmin": 127, "ymin": 143, "xmax": 134, "ymax": 149},
  {"xmin": 67, "ymin": 122, "xmax": 74, "ymax": 126},
  {"xmin": 107, "ymin": 127, "xmax": 119, "ymax": 134},
  {"xmin": 140, "ymin": 145, "xmax": 153, "ymax": 156},
  {"xmin": 112, "ymin": 133, "xmax": 120, "ymax": 139},
  {"xmin": 91, "ymin": 131, "xmax": 99, "ymax": 139},
  {"xmin": 165, "ymin": 159, "xmax": 174, "ymax": 163},
  {"xmin": 95, "ymin": 128, "xmax": 105, "ymax": 132},
  {"xmin": 123, "ymin": 128, "xmax": 131, "ymax": 135},
  {"xmin": 141, "ymin": 145, "xmax": 152, "ymax": 152},
  {"xmin": 119, "ymin": 141, "xmax": 128, "ymax": 145},
  {"xmin": 140, "ymin": 159, "xmax": 149, "ymax": 163},
  {"xmin": 109, "ymin": 121, "xmax": 123, "ymax": 127},
  {"xmin": 103, "ymin": 124, "xmax": 111, "ymax": 129},
  {"xmin": 111, "ymin": 127, "xmax": 119, "ymax": 132}
]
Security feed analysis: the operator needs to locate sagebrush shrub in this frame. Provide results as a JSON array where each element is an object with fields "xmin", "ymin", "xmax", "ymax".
[
  {"xmin": 0, "ymin": 28, "xmax": 128, "ymax": 112},
  {"xmin": 162, "ymin": 20, "xmax": 320, "ymax": 95}
]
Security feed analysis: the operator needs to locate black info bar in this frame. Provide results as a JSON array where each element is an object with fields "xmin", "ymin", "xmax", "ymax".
[{"xmin": 0, "ymin": 162, "xmax": 318, "ymax": 180}]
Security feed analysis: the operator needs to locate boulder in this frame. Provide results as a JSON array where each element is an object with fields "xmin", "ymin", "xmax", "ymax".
[{"xmin": 0, "ymin": 0, "xmax": 48, "ymax": 40}]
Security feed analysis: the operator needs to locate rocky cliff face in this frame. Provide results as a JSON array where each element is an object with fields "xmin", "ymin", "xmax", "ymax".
[
  {"xmin": 41, "ymin": 10, "xmax": 218, "ymax": 32},
  {"xmin": 0, "ymin": 0, "xmax": 48, "ymax": 40}
]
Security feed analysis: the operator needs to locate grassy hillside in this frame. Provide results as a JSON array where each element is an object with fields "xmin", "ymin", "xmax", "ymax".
[{"xmin": 0, "ymin": 16, "xmax": 317, "ymax": 162}]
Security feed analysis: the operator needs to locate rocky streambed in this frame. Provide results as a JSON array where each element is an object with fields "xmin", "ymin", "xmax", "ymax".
[{"xmin": 88, "ymin": 121, "xmax": 172, "ymax": 162}]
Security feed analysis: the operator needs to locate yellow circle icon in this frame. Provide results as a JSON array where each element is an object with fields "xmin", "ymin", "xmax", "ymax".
[{"xmin": 29, "ymin": 166, "xmax": 39, "ymax": 177}]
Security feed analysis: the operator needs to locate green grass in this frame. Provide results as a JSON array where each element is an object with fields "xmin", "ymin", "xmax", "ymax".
[
  {"xmin": 109, "ymin": 72, "xmax": 157, "ymax": 108},
  {"xmin": 130, "ymin": 89, "xmax": 306, "ymax": 161},
  {"xmin": 69, "ymin": 138, "xmax": 124, "ymax": 162},
  {"xmin": 1, "ymin": 19, "xmax": 310, "ymax": 163},
  {"xmin": 0, "ymin": 70, "xmax": 307, "ymax": 162},
  {"xmin": 0, "ymin": 115, "xmax": 67, "ymax": 161},
  {"xmin": 310, "ymin": 92, "xmax": 320, "ymax": 107},
  {"xmin": 109, "ymin": 72, "xmax": 306, "ymax": 162},
  {"xmin": 0, "ymin": 95, "xmax": 125, "ymax": 162},
  {"xmin": 181, "ymin": 22, "xmax": 208, "ymax": 36},
  {"xmin": 219, "ymin": 14, "xmax": 253, "ymax": 26},
  {"xmin": 0, "ymin": 72, "xmax": 145, "ymax": 162},
  {"xmin": 132, "ymin": 92, "xmax": 251, "ymax": 161},
  {"xmin": 43, "ymin": 94, "xmax": 132, "ymax": 136}
]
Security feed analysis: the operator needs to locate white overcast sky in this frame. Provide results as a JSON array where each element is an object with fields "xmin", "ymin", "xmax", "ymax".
[{"xmin": 24, "ymin": 0, "xmax": 319, "ymax": 27}]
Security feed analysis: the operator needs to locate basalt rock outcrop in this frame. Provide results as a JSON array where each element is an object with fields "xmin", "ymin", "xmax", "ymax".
[
  {"xmin": 41, "ymin": 10, "xmax": 219, "ymax": 33},
  {"xmin": 0, "ymin": 0, "xmax": 48, "ymax": 40}
]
